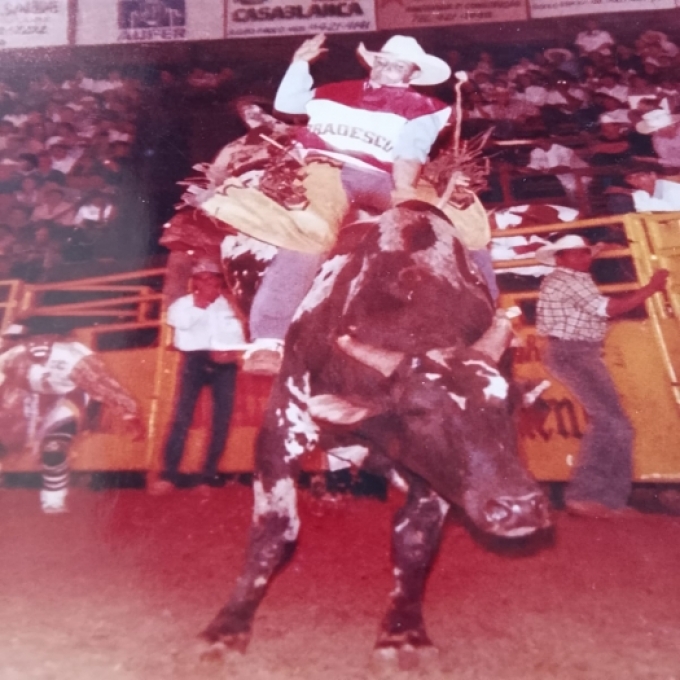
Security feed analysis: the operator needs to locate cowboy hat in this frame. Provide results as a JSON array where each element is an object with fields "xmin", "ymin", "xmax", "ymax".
[
  {"xmin": 535, "ymin": 234, "xmax": 603, "ymax": 266},
  {"xmin": 636, "ymin": 108, "xmax": 680, "ymax": 134},
  {"xmin": 356, "ymin": 36, "xmax": 451, "ymax": 87}
]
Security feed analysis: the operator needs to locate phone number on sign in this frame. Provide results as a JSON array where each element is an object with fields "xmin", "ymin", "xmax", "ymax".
[{"xmin": 228, "ymin": 20, "xmax": 371, "ymax": 36}]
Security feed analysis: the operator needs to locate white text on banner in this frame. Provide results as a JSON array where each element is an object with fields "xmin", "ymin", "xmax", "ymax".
[
  {"xmin": 376, "ymin": 0, "xmax": 527, "ymax": 29},
  {"xmin": 225, "ymin": 0, "xmax": 376, "ymax": 39},
  {"xmin": 0, "ymin": 0, "xmax": 69, "ymax": 49}
]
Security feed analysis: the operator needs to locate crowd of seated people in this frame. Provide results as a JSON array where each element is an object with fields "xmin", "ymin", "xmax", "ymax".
[
  {"xmin": 456, "ymin": 22, "xmax": 680, "ymax": 214},
  {"xmin": 0, "ymin": 68, "xmax": 143, "ymax": 281},
  {"xmin": 1, "ymin": 24, "xmax": 679, "ymax": 283}
]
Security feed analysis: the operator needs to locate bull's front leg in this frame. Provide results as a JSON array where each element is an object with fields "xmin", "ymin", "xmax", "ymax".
[
  {"xmin": 375, "ymin": 477, "xmax": 449, "ymax": 670},
  {"xmin": 200, "ymin": 373, "xmax": 319, "ymax": 659}
]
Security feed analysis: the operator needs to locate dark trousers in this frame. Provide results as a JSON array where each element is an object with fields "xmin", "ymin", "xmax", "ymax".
[
  {"xmin": 162, "ymin": 351, "xmax": 238, "ymax": 484},
  {"xmin": 544, "ymin": 339, "xmax": 634, "ymax": 509}
]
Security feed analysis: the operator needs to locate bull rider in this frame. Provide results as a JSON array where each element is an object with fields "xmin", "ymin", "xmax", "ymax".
[{"xmin": 199, "ymin": 34, "xmax": 453, "ymax": 374}]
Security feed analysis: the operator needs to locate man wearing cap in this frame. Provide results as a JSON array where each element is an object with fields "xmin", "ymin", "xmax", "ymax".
[
  {"xmin": 635, "ymin": 107, "xmax": 680, "ymax": 170},
  {"xmin": 0, "ymin": 318, "xmax": 144, "ymax": 513},
  {"xmin": 199, "ymin": 34, "xmax": 451, "ymax": 373},
  {"xmin": 150, "ymin": 260, "xmax": 248, "ymax": 495},
  {"xmin": 536, "ymin": 234, "xmax": 669, "ymax": 518}
]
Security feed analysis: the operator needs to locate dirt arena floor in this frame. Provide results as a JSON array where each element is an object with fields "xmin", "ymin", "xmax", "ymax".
[{"xmin": 3, "ymin": 482, "xmax": 680, "ymax": 680}]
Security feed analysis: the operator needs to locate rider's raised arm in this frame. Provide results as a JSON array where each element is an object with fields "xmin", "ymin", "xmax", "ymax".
[
  {"xmin": 274, "ymin": 61, "xmax": 315, "ymax": 116},
  {"xmin": 274, "ymin": 34, "xmax": 326, "ymax": 115}
]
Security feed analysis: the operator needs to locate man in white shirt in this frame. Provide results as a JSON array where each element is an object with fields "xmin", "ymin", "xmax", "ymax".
[
  {"xmin": 623, "ymin": 165, "xmax": 680, "ymax": 212},
  {"xmin": 526, "ymin": 139, "xmax": 591, "ymax": 201},
  {"xmin": 575, "ymin": 20, "xmax": 615, "ymax": 56},
  {"xmin": 150, "ymin": 260, "xmax": 247, "ymax": 495},
  {"xmin": 199, "ymin": 34, "xmax": 452, "ymax": 375},
  {"xmin": 635, "ymin": 107, "xmax": 680, "ymax": 170}
]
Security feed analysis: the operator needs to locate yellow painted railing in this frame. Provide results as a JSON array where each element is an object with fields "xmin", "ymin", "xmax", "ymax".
[{"xmin": 0, "ymin": 211, "xmax": 678, "ymax": 481}]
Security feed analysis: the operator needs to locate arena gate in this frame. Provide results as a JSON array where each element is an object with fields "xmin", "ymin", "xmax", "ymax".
[{"xmin": 0, "ymin": 210, "xmax": 678, "ymax": 483}]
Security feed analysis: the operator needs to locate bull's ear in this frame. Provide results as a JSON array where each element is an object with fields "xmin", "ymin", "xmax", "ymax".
[{"xmin": 308, "ymin": 394, "xmax": 382, "ymax": 425}]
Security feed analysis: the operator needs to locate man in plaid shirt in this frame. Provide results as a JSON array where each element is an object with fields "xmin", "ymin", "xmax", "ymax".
[{"xmin": 536, "ymin": 234, "xmax": 669, "ymax": 518}]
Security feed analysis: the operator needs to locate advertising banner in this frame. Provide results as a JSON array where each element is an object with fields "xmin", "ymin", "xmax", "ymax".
[
  {"xmin": 529, "ymin": 0, "xmax": 674, "ymax": 18},
  {"xmin": 117, "ymin": 0, "xmax": 187, "ymax": 42},
  {"xmin": 77, "ymin": 0, "xmax": 224, "ymax": 45},
  {"xmin": 225, "ymin": 0, "xmax": 376, "ymax": 39},
  {"xmin": 376, "ymin": 0, "xmax": 527, "ymax": 29},
  {"xmin": 0, "ymin": 0, "xmax": 69, "ymax": 49}
]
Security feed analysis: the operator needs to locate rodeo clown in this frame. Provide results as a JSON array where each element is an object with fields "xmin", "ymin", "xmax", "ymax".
[
  {"xmin": 0, "ymin": 318, "xmax": 144, "ymax": 513},
  {"xmin": 199, "ymin": 34, "xmax": 453, "ymax": 374}
]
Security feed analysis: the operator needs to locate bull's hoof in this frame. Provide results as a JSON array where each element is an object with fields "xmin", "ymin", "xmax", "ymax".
[
  {"xmin": 371, "ymin": 638, "xmax": 439, "ymax": 674},
  {"xmin": 197, "ymin": 632, "xmax": 250, "ymax": 663}
]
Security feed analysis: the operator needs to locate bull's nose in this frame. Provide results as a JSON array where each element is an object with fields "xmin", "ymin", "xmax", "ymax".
[{"xmin": 482, "ymin": 492, "xmax": 551, "ymax": 537}]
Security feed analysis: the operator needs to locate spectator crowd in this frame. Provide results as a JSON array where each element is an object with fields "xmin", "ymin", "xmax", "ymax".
[
  {"xmin": 1, "ymin": 21, "xmax": 680, "ymax": 283},
  {"xmin": 0, "ymin": 68, "xmax": 149, "ymax": 281}
]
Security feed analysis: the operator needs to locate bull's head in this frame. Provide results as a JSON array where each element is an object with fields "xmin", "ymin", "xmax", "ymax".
[{"xmin": 325, "ymin": 314, "xmax": 551, "ymax": 538}]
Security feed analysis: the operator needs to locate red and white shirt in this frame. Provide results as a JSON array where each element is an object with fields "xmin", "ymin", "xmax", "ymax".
[{"xmin": 274, "ymin": 62, "xmax": 451, "ymax": 173}]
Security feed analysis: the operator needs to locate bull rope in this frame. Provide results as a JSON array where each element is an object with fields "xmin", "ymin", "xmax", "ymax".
[{"xmin": 437, "ymin": 72, "xmax": 470, "ymax": 210}]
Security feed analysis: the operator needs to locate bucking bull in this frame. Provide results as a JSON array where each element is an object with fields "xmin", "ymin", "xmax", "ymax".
[{"xmin": 195, "ymin": 200, "xmax": 552, "ymax": 667}]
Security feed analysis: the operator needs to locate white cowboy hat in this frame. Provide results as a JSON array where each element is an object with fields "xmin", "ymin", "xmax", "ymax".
[
  {"xmin": 636, "ymin": 108, "xmax": 680, "ymax": 135},
  {"xmin": 356, "ymin": 36, "xmax": 451, "ymax": 87},
  {"xmin": 535, "ymin": 234, "xmax": 603, "ymax": 266}
]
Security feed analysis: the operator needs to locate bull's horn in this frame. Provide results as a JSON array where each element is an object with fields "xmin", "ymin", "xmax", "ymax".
[
  {"xmin": 470, "ymin": 310, "xmax": 515, "ymax": 363},
  {"xmin": 337, "ymin": 335, "xmax": 405, "ymax": 378},
  {"xmin": 308, "ymin": 394, "xmax": 376, "ymax": 425}
]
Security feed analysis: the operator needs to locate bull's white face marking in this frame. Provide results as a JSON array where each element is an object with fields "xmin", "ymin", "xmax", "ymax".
[
  {"xmin": 425, "ymin": 349, "xmax": 449, "ymax": 367},
  {"xmin": 463, "ymin": 359, "xmax": 509, "ymax": 401},
  {"xmin": 447, "ymin": 392, "xmax": 467, "ymax": 410},
  {"xmin": 283, "ymin": 374, "xmax": 319, "ymax": 461},
  {"xmin": 424, "ymin": 372, "xmax": 467, "ymax": 410},
  {"xmin": 221, "ymin": 233, "xmax": 277, "ymax": 262},
  {"xmin": 293, "ymin": 254, "xmax": 350, "ymax": 321},
  {"xmin": 326, "ymin": 444, "xmax": 370, "ymax": 469},
  {"xmin": 253, "ymin": 477, "xmax": 300, "ymax": 542}
]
